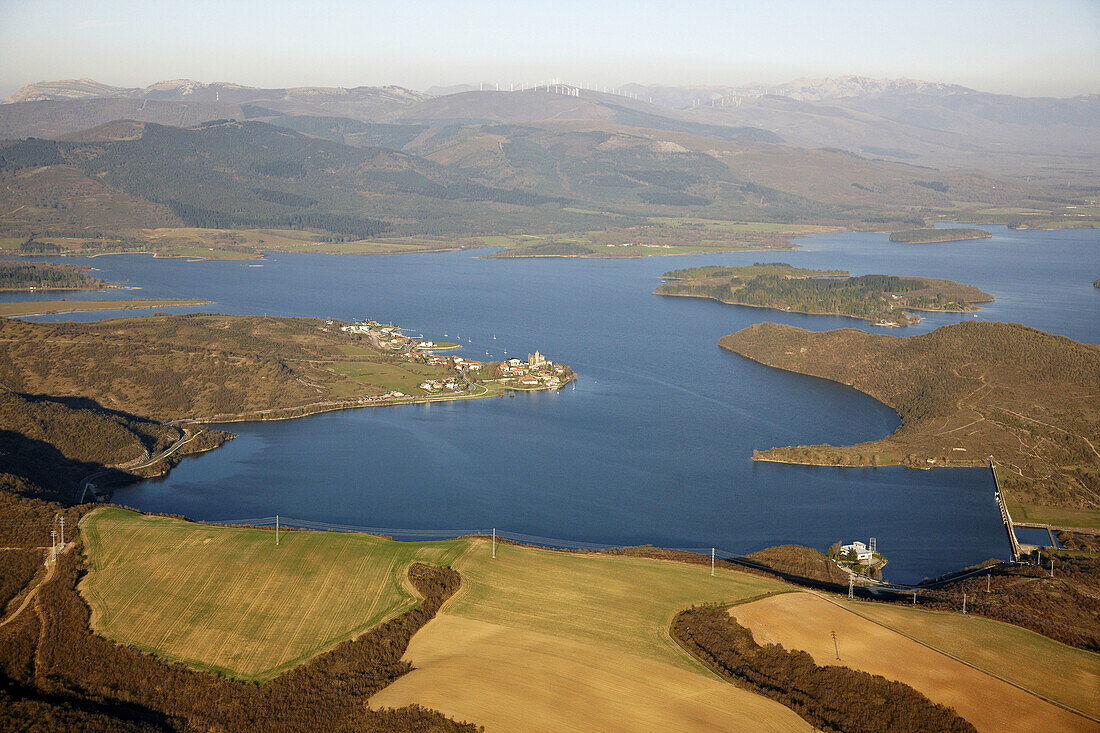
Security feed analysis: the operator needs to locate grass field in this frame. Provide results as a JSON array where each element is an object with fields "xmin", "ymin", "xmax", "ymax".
[
  {"xmin": 329, "ymin": 358, "xmax": 449, "ymax": 397},
  {"xmin": 731, "ymin": 592, "xmax": 1099, "ymax": 732},
  {"xmin": 446, "ymin": 542, "xmax": 784, "ymax": 670},
  {"xmin": 79, "ymin": 508, "xmax": 468, "ymax": 680},
  {"xmin": 0, "ymin": 298, "xmax": 210, "ymax": 318},
  {"xmin": 1005, "ymin": 494, "xmax": 1100, "ymax": 530},
  {"xmin": 372, "ymin": 543, "xmax": 814, "ymax": 731}
]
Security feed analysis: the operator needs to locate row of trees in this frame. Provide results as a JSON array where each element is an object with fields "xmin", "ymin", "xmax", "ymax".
[{"xmin": 672, "ymin": 605, "xmax": 976, "ymax": 732}]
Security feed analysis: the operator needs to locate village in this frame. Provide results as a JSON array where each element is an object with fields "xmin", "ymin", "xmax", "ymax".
[{"xmin": 338, "ymin": 319, "xmax": 573, "ymax": 397}]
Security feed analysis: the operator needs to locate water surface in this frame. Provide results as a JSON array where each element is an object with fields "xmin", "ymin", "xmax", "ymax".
[{"xmin": 25, "ymin": 226, "xmax": 1098, "ymax": 582}]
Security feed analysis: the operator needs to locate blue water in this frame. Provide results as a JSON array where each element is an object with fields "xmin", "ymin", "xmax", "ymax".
[{"xmin": 19, "ymin": 226, "xmax": 1099, "ymax": 583}]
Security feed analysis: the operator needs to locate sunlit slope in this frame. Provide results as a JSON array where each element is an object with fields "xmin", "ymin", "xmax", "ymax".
[{"xmin": 80, "ymin": 508, "xmax": 467, "ymax": 680}]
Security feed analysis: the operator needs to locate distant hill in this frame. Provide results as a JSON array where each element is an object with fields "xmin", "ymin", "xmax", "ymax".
[
  {"xmin": 4, "ymin": 76, "xmax": 1098, "ymax": 184},
  {"xmin": 0, "ymin": 119, "xmax": 580, "ymax": 238},
  {"xmin": 621, "ymin": 76, "xmax": 975, "ymax": 107},
  {"xmin": 0, "ymin": 80, "xmax": 428, "ymax": 139}
]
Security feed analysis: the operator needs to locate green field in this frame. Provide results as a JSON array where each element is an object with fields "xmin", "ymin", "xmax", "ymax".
[
  {"xmin": 80, "ymin": 508, "xmax": 468, "ymax": 680},
  {"xmin": 1004, "ymin": 495, "xmax": 1100, "ymax": 530},
  {"xmin": 329, "ymin": 358, "xmax": 451, "ymax": 396},
  {"xmin": 80, "ymin": 508, "xmax": 782, "ymax": 681},
  {"xmin": 446, "ymin": 543, "xmax": 785, "ymax": 671}
]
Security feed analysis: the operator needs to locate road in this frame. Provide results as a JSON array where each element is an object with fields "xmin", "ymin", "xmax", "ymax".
[{"xmin": 76, "ymin": 428, "xmax": 207, "ymax": 503}]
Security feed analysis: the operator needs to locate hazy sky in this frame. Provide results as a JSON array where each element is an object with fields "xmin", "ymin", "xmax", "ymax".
[{"xmin": 1, "ymin": 0, "xmax": 1097, "ymax": 97}]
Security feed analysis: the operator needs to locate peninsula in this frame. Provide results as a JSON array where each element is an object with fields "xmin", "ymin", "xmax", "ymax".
[
  {"xmin": 719, "ymin": 321, "xmax": 1100, "ymax": 529},
  {"xmin": 657, "ymin": 263, "xmax": 993, "ymax": 326},
  {"xmin": 889, "ymin": 228, "xmax": 992, "ymax": 244},
  {"xmin": 0, "ymin": 313, "xmax": 573, "ymax": 500},
  {"xmin": 0, "ymin": 259, "xmax": 109, "ymax": 291},
  {"xmin": 0, "ymin": 298, "xmax": 209, "ymax": 318}
]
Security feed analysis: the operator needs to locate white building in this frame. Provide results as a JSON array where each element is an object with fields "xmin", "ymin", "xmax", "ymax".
[{"xmin": 840, "ymin": 541, "xmax": 874, "ymax": 563}]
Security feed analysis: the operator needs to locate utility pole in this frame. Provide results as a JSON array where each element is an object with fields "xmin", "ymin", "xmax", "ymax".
[
  {"xmin": 1050, "ymin": 559, "xmax": 1055, "ymax": 577},
  {"xmin": 276, "ymin": 514, "xmax": 279, "ymax": 546},
  {"xmin": 848, "ymin": 575, "xmax": 854, "ymax": 599},
  {"xmin": 962, "ymin": 593, "xmax": 967, "ymax": 614},
  {"xmin": 711, "ymin": 548, "xmax": 715, "ymax": 576},
  {"xmin": 986, "ymin": 573, "xmax": 991, "ymax": 593},
  {"xmin": 59, "ymin": 516, "xmax": 65, "ymax": 546},
  {"xmin": 50, "ymin": 530, "xmax": 57, "ymax": 563},
  {"xmin": 831, "ymin": 630, "xmax": 840, "ymax": 660},
  {"xmin": 491, "ymin": 528, "xmax": 496, "ymax": 559}
]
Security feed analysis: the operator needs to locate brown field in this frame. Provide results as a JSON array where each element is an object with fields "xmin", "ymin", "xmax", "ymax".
[
  {"xmin": 370, "ymin": 542, "xmax": 814, "ymax": 731},
  {"xmin": 370, "ymin": 614, "xmax": 812, "ymax": 732},
  {"xmin": 731, "ymin": 592, "xmax": 1099, "ymax": 732}
]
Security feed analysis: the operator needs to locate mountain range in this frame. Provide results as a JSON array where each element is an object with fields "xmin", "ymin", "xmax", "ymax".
[
  {"xmin": 0, "ymin": 76, "xmax": 1094, "ymax": 248},
  {"xmin": 3, "ymin": 76, "xmax": 1096, "ymax": 185}
]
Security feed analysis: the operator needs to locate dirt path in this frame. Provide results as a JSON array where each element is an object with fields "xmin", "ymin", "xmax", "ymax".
[{"xmin": 0, "ymin": 544, "xmax": 69, "ymax": 630}]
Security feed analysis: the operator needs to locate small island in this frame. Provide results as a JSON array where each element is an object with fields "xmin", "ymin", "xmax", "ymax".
[
  {"xmin": 888, "ymin": 228, "xmax": 991, "ymax": 244},
  {"xmin": 656, "ymin": 262, "xmax": 993, "ymax": 326}
]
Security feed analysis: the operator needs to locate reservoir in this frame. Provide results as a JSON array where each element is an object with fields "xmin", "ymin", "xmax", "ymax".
[{"xmin": 23, "ymin": 226, "xmax": 1099, "ymax": 583}]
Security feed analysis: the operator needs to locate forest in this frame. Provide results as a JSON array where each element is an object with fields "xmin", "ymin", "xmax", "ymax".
[{"xmin": 0, "ymin": 260, "xmax": 104, "ymax": 290}]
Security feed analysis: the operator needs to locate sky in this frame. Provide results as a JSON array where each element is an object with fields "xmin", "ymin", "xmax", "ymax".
[{"xmin": 1, "ymin": 0, "xmax": 1097, "ymax": 98}]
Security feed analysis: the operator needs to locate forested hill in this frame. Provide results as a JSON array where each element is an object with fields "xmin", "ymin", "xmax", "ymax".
[
  {"xmin": 0, "ymin": 260, "xmax": 104, "ymax": 290},
  {"xmin": 0, "ymin": 119, "xmax": 569, "ymax": 239},
  {"xmin": 719, "ymin": 321, "xmax": 1100, "ymax": 514}
]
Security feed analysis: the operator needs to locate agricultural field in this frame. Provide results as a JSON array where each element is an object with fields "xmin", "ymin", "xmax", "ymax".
[
  {"xmin": 76, "ymin": 509, "xmax": 1100, "ymax": 731},
  {"xmin": 79, "ymin": 507, "xmax": 469, "ymax": 680},
  {"xmin": 730, "ymin": 592, "xmax": 1099, "ymax": 732},
  {"xmin": 372, "ymin": 543, "xmax": 809, "ymax": 732},
  {"xmin": 80, "ymin": 509, "xmax": 808, "ymax": 730}
]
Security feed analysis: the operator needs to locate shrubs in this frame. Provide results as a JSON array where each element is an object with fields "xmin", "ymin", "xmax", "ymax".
[{"xmin": 672, "ymin": 605, "xmax": 975, "ymax": 733}]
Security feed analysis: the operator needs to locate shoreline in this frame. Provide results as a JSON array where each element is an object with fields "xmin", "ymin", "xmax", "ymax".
[{"xmin": 1, "ymin": 298, "xmax": 212, "ymax": 318}]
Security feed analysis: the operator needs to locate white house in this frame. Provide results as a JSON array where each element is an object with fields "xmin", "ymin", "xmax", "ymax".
[{"xmin": 840, "ymin": 541, "xmax": 873, "ymax": 563}]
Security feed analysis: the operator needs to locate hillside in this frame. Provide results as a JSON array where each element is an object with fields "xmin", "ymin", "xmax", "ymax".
[
  {"xmin": 719, "ymin": 321, "xmax": 1100, "ymax": 519},
  {"xmin": 0, "ymin": 314, "xmax": 474, "ymax": 422},
  {"xmin": 0, "ymin": 119, "xmax": 596, "ymax": 242}
]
